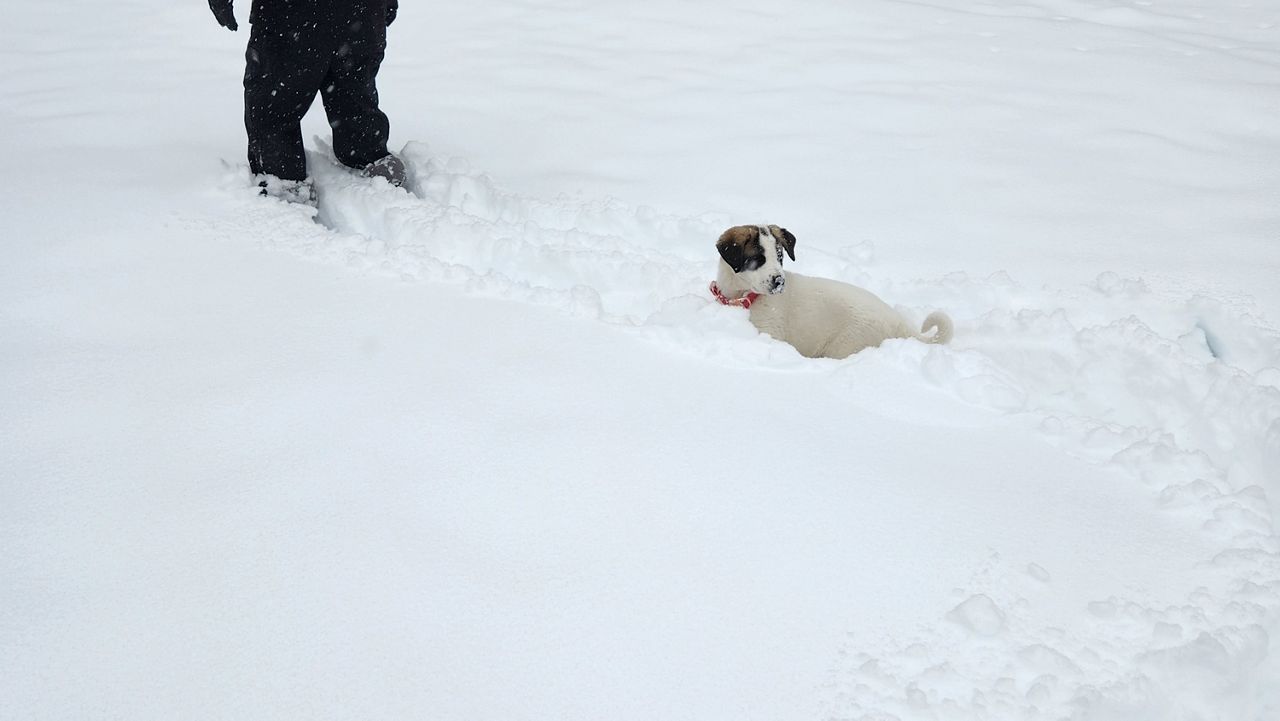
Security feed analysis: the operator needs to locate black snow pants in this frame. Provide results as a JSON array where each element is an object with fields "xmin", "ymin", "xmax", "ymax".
[{"xmin": 244, "ymin": 0, "xmax": 392, "ymax": 181}]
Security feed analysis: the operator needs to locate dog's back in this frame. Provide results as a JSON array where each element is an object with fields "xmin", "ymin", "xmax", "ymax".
[{"xmin": 750, "ymin": 272, "xmax": 952, "ymax": 359}]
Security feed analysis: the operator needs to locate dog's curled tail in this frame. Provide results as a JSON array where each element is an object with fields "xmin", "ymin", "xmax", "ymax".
[{"xmin": 919, "ymin": 311, "xmax": 953, "ymax": 345}]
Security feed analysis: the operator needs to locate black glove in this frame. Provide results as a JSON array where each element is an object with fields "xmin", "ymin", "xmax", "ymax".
[
  {"xmin": 209, "ymin": 0, "xmax": 238, "ymax": 31},
  {"xmin": 387, "ymin": 0, "xmax": 398, "ymax": 26}
]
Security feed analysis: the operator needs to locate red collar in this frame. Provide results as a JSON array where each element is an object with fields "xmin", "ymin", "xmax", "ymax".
[{"xmin": 709, "ymin": 281, "xmax": 761, "ymax": 309}]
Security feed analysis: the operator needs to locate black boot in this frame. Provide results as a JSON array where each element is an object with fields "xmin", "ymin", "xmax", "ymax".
[
  {"xmin": 256, "ymin": 174, "xmax": 317, "ymax": 206},
  {"xmin": 362, "ymin": 153, "xmax": 406, "ymax": 187}
]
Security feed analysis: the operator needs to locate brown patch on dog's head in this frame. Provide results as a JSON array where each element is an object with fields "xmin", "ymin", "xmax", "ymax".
[
  {"xmin": 767, "ymin": 225, "xmax": 796, "ymax": 261},
  {"xmin": 715, "ymin": 225, "xmax": 766, "ymax": 273}
]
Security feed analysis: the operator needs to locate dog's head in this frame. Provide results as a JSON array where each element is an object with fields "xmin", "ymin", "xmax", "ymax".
[{"xmin": 715, "ymin": 225, "xmax": 796, "ymax": 294}]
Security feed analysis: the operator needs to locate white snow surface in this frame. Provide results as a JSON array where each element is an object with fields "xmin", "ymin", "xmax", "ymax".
[{"xmin": 3, "ymin": 1, "xmax": 1280, "ymax": 720}]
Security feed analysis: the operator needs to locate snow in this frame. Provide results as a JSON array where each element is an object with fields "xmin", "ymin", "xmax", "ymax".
[{"xmin": 2, "ymin": 0, "xmax": 1279, "ymax": 720}]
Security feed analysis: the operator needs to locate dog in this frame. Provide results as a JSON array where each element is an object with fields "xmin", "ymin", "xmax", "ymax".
[{"xmin": 711, "ymin": 225, "xmax": 953, "ymax": 359}]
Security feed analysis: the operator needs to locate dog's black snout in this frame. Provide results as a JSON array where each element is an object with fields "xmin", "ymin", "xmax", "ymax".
[{"xmin": 769, "ymin": 274, "xmax": 785, "ymax": 292}]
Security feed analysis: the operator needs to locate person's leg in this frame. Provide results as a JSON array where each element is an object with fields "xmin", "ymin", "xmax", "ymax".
[
  {"xmin": 243, "ymin": 9, "xmax": 333, "ymax": 181},
  {"xmin": 319, "ymin": 5, "xmax": 393, "ymax": 171}
]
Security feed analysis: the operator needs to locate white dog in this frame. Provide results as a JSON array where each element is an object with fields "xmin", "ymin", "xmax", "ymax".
[{"xmin": 711, "ymin": 225, "xmax": 953, "ymax": 359}]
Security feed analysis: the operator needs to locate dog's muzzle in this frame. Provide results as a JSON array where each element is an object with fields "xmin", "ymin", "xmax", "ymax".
[{"xmin": 767, "ymin": 274, "xmax": 786, "ymax": 294}]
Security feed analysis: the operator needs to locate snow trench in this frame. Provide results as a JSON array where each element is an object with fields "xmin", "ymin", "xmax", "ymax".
[{"xmin": 216, "ymin": 141, "xmax": 1280, "ymax": 720}]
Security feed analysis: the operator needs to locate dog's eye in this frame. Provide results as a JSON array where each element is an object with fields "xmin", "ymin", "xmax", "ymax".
[{"xmin": 743, "ymin": 258, "xmax": 762, "ymax": 272}]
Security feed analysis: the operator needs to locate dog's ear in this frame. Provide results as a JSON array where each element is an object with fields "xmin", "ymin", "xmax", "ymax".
[
  {"xmin": 716, "ymin": 235, "xmax": 747, "ymax": 273},
  {"xmin": 770, "ymin": 225, "xmax": 797, "ymax": 261}
]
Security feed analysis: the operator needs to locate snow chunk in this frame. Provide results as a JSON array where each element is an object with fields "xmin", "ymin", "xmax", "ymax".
[{"xmin": 946, "ymin": 594, "xmax": 1006, "ymax": 637}]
